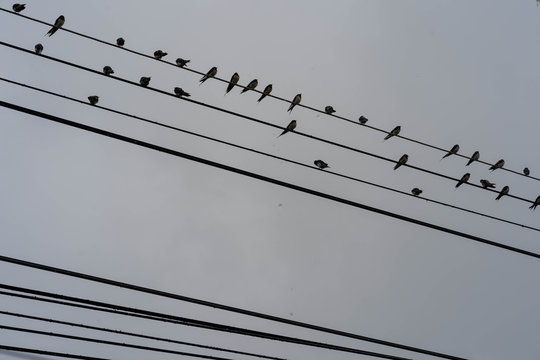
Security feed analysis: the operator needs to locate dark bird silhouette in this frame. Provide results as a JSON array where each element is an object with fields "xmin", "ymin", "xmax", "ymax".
[
  {"xmin": 314, "ymin": 160, "xmax": 329, "ymax": 169},
  {"xmin": 45, "ymin": 15, "xmax": 65, "ymax": 37},
  {"xmin": 174, "ymin": 87, "xmax": 190, "ymax": 97},
  {"xmin": 278, "ymin": 120, "xmax": 297, "ymax": 138},
  {"xmin": 358, "ymin": 116, "xmax": 368, "ymax": 125},
  {"xmin": 394, "ymin": 154, "xmax": 408, "ymax": 170},
  {"xmin": 139, "ymin": 76, "xmax": 151, "ymax": 87},
  {"xmin": 153, "ymin": 50, "xmax": 167, "ymax": 59},
  {"xmin": 200, "ymin": 66, "xmax": 217, "ymax": 84},
  {"xmin": 530, "ymin": 196, "xmax": 540, "ymax": 211},
  {"xmin": 480, "ymin": 179, "xmax": 496, "ymax": 189},
  {"xmin": 411, "ymin": 188, "xmax": 423, "ymax": 196},
  {"xmin": 442, "ymin": 144, "xmax": 459, "ymax": 160},
  {"xmin": 116, "ymin": 37, "xmax": 125, "ymax": 47},
  {"xmin": 325, "ymin": 106, "xmax": 335, "ymax": 114},
  {"xmin": 384, "ymin": 126, "xmax": 401, "ymax": 140},
  {"xmin": 175, "ymin": 58, "xmax": 190, "ymax": 67},
  {"xmin": 489, "ymin": 159, "xmax": 505, "ymax": 171},
  {"xmin": 88, "ymin": 96, "xmax": 99, "ymax": 105},
  {"xmin": 523, "ymin": 167, "xmax": 530, "ymax": 176},
  {"xmin": 241, "ymin": 79, "xmax": 258, "ymax": 94},
  {"xmin": 455, "ymin": 173, "xmax": 470, "ymax": 188},
  {"xmin": 12, "ymin": 4, "xmax": 26, "ymax": 13},
  {"xmin": 495, "ymin": 186, "xmax": 509, "ymax": 200},
  {"xmin": 257, "ymin": 84, "xmax": 272, "ymax": 102},
  {"xmin": 466, "ymin": 151, "xmax": 480, "ymax": 166},
  {"xmin": 225, "ymin": 72, "xmax": 240, "ymax": 94},
  {"xmin": 34, "ymin": 43, "xmax": 43, "ymax": 54},
  {"xmin": 287, "ymin": 94, "xmax": 301, "ymax": 112},
  {"xmin": 102, "ymin": 66, "xmax": 114, "ymax": 76}
]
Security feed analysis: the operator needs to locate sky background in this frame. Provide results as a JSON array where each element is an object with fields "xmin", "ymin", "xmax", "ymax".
[{"xmin": 1, "ymin": 1, "xmax": 540, "ymax": 359}]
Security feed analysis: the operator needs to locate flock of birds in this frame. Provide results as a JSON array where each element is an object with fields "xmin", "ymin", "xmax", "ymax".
[{"xmin": 11, "ymin": 4, "xmax": 540, "ymax": 210}]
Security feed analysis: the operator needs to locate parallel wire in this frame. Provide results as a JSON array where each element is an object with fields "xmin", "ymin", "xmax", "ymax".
[
  {"xmin": 0, "ymin": 345, "xmax": 111, "ymax": 360},
  {"xmin": 0, "ymin": 40, "xmax": 537, "ymax": 206},
  {"xmin": 1, "ymin": 7, "xmax": 536, "ymax": 182},
  {"xmin": 1, "ymin": 77, "xmax": 537, "ymax": 233}
]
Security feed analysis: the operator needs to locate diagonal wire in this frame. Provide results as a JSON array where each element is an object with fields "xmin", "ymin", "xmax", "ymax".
[{"xmin": 0, "ymin": 345, "xmax": 112, "ymax": 360}]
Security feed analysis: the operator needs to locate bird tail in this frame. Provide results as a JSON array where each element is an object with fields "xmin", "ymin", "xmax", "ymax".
[
  {"xmin": 384, "ymin": 135, "xmax": 391, "ymax": 141},
  {"xmin": 240, "ymin": 88, "xmax": 248, "ymax": 94},
  {"xmin": 530, "ymin": 204, "xmax": 537, "ymax": 210},
  {"xmin": 496, "ymin": 194, "xmax": 502, "ymax": 200},
  {"xmin": 257, "ymin": 94, "xmax": 266, "ymax": 102},
  {"xmin": 466, "ymin": 160, "xmax": 472, "ymax": 166}
]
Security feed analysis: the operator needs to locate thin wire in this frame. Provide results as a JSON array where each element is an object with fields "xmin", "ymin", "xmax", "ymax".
[
  {"xmin": 0, "ymin": 311, "xmax": 285, "ymax": 360},
  {"xmin": 0, "ymin": 287, "xmax": 412, "ymax": 360},
  {"xmin": 0, "ymin": 40, "xmax": 536, "ymax": 206},
  {"xmin": 1, "ymin": 7, "xmax": 536, "ymax": 182},
  {"xmin": 1, "ymin": 77, "xmax": 536, "ymax": 233},
  {"xmin": 0, "ymin": 345, "xmax": 112, "ymax": 360}
]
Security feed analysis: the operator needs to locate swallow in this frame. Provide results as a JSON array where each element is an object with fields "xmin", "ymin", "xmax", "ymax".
[
  {"xmin": 224, "ymin": 72, "xmax": 240, "ymax": 94},
  {"xmin": 466, "ymin": 151, "xmax": 480, "ymax": 166},
  {"xmin": 277, "ymin": 120, "xmax": 297, "ymax": 138},
  {"xmin": 200, "ymin": 66, "xmax": 217, "ymax": 84},
  {"xmin": 314, "ymin": 160, "xmax": 329, "ymax": 169},
  {"xmin": 12, "ymin": 3, "xmax": 25, "ymax": 12},
  {"xmin": 489, "ymin": 159, "xmax": 505, "ymax": 171},
  {"xmin": 88, "ymin": 96, "xmax": 99, "ymax": 105},
  {"xmin": 153, "ymin": 50, "xmax": 168, "ymax": 60},
  {"xmin": 287, "ymin": 94, "xmax": 301, "ymax": 112},
  {"xmin": 174, "ymin": 87, "xmax": 190, "ymax": 97},
  {"xmin": 523, "ymin": 167, "xmax": 530, "ymax": 176},
  {"xmin": 394, "ymin": 154, "xmax": 408, "ymax": 170},
  {"xmin": 411, "ymin": 188, "xmax": 423, "ymax": 196},
  {"xmin": 102, "ymin": 66, "xmax": 114, "ymax": 76},
  {"xmin": 455, "ymin": 173, "xmax": 470, "ymax": 188},
  {"xmin": 176, "ymin": 58, "xmax": 190, "ymax": 67},
  {"xmin": 530, "ymin": 195, "xmax": 540, "ymax": 211},
  {"xmin": 384, "ymin": 126, "xmax": 401, "ymax": 140},
  {"xmin": 241, "ymin": 79, "xmax": 258, "ymax": 94},
  {"xmin": 139, "ymin": 76, "xmax": 151, "ymax": 87},
  {"xmin": 116, "ymin": 37, "xmax": 125, "ymax": 47},
  {"xmin": 495, "ymin": 185, "xmax": 509, "ymax": 200},
  {"xmin": 480, "ymin": 179, "xmax": 496, "ymax": 189},
  {"xmin": 257, "ymin": 84, "xmax": 272, "ymax": 102},
  {"xmin": 442, "ymin": 144, "xmax": 459, "ymax": 160},
  {"xmin": 358, "ymin": 116, "xmax": 368, "ymax": 125},
  {"xmin": 34, "ymin": 43, "xmax": 43, "ymax": 54},
  {"xmin": 325, "ymin": 106, "xmax": 335, "ymax": 114},
  {"xmin": 45, "ymin": 15, "xmax": 65, "ymax": 37}
]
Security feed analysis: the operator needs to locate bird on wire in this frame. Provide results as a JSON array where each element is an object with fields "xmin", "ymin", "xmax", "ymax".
[{"xmin": 45, "ymin": 15, "xmax": 65, "ymax": 37}]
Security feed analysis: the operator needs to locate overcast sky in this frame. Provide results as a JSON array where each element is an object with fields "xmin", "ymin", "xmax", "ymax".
[{"xmin": 1, "ymin": 1, "xmax": 540, "ymax": 359}]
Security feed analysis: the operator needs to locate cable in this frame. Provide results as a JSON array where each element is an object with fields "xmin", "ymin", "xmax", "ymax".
[
  {"xmin": 0, "ymin": 345, "xmax": 111, "ymax": 360},
  {"xmin": 1, "ymin": 7, "xmax": 536, "ymax": 182},
  {"xmin": 0, "ymin": 287, "xmax": 412, "ymax": 360},
  {"xmin": 1, "ymin": 77, "xmax": 537, "ymax": 233},
  {"xmin": 0, "ymin": 40, "xmax": 535, "ymax": 206},
  {"xmin": 0, "ymin": 311, "xmax": 285, "ymax": 360}
]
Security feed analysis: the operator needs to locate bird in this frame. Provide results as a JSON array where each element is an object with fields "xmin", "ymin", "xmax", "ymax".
[
  {"xmin": 411, "ymin": 188, "xmax": 423, "ymax": 196},
  {"xmin": 455, "ymin": 173, "xmax": 470, "ymax": 188},
  {"xmin": 358, "ymin": 116, "xmax": 368, "ymax": 125},
  {"xmin": 384, "ymin": 126, "xmax": 401, "ymax": 140},
  {"xmin": 257, "ymin": 84, "xmax": 273, "ymax": 102},
  {"xmin": 523, "ymin": 167, "xmax": 530, "ymax": 176},
  {"xmin": 394, "ymin": 154, "xmax": 408, "ymax": 170},
  {"xmin": 495, "ymin": 186, "xmax": 509, "ymax": 200},
  {"xmin": 102, "ymin": 66, "xmax": 114, "ymax": 76},
  {"xmin": 277, "ymin": 120, "xmax": 297, "ymax": 138},
  {"xmin": 325, "ymin": 106, "xmax": 335, "ymax": 114},
  {"xmin": 88, "ymin": 96, "xmax": 99, "ymax": 105},
  {"xmin": 529, "ymin": 195, "xmax": 540, "ymax": 211},
  {"xmin": 314, "ymin": 160, "xmax": 329, "ymax": 169},
  {"xmin": 287, "ymin": 94, "xmax": 301, "ymax": 113},
  {"xmin": 225, "ymin": 72, "xmax": 240, "ymax": 94},
  {"xmin": 174, "ymin": 87, "xmax": 190, "ymax": 97},
  {"xmin": 12, "ymin": 3, "xmax": 25, "ymax": 13},
  {"xmin": 116, "ymin": 37, "xmax": 125, "ymax": 47},
  {"xmin": 153, "ymin": 50, "xmax": 167, "ymax": 60},
  {"xmin": 240, "ymin": 79, "xmax": 258, "ymax": 94},
  {"xmin": 489, "ymin": 159, "xmax": 505, "ymax": 171},
  {"xmin": 139, "ymin": 76, "xmax": 151, "ymax": 87},
  {"xmin": 466, "ymin": 151, "xmax": 480, "ymax": 166},
  {"xmin": 45, "ymin": 15, "xmax": 65, "ymax": 37},
  {"xmin": 34, "ymin": 43, "xmax": 43, "ymax": 55},
  {"xmin": 175, "ymin": 58, "xmax": 190, "ymax": 67},
  {"xmin": 200, "ymin": 66, "xmax": 217, "ymax": 84},
  {"xmin": 480, "ymin": 179, "xmax": 496, "ymax": 189},
  {"xmin": 442, "ymin": 144, "xmax": 459, "ymax": 160}
]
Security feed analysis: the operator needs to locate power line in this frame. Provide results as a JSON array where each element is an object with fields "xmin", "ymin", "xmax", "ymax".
[
  {"xmin": 2, "ymin": 77, "xmax": 537, "ymax": 233},
  {"xmin": 0, "ymin": 345, "xmax": 111, "ymax": 360},
  {"xmin": 0, "ymin": 40, "xmax": 536, "ymax": 207},
  {"xmin": 1, "ymin": 7, "xmax": 536, "ymax": 182},
  {"xmin": 0, "ymin": 311, "xmax": 285, "ymax": 360}
]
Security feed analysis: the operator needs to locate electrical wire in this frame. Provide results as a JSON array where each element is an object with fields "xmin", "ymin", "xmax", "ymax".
[
  {"xmin": 1, "ymin": 7, "xmax": 536, "ymax": 182},
  {"xmin": 1, "ymin": 77, "xmax": 537, "ymax": 233},
  {"xmin": 0, "ymin": 345, "xmax": 111, "ymax": 360}
]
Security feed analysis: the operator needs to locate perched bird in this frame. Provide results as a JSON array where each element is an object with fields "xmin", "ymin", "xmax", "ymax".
[
  {"xmin": 154, "ymin": 50, "xmax": 167, "ymax": 60},
  {"xmin": 325, "ymin": 106, "xmax": 335, "ymax": 114},
  {"xmin": 116, "ymin": 37, "xmax": 125, "ymax": 47},
  {"xmin": 394, "ymin": 154, "xmax": 408, "ymax": 170},
  {"xmin": 442, "ymin": 144, "xmax": 460, "ymax": 160},
  {"xmin": 358, "ymin": 116, "xmax": 368, "ymax": 125},
  {"xmin": 411, "ymin": 188, "xmax": 423, "ymax": 196},
  {"xmin": 45, "ymin": 15, "xmax": 65, "ymax": 37},
  {"xmin": 489, "ymin": 159, "xmax": 505, "ymax": 171},
  {"xmin": 174, "ymin": 87, "xmax": 190, "ymax": 97},
  {"xmin": 277, "ymin": 120, "xmax": 297, "ymax": 138},
  {"xmin": 480, "ymin": 179, "xmax": 496, "ymax": 189},
  {"xmin": 257, "ymin": 84, "xmax": 272, "ymax": 102},
  {"xmin": 175, "ymin": 58, "xmax": 190, "ymax": 67},
  {"xmin": 466, "ymin": 151, "xmax": 480, "ymax": 166},
  {"xmin": 139, "ymin": 76, "xmax": 151, "ymax": 87},
  {"xmin": 314, "ymin": 160, "xmax": 329, "ymax": 169},
  {"xmin": 102, "ymin": 66, "xmax": 114, "ymax": 76},
  {"xmin": 287, "ymin": 94, "xmax": 302, "ymax": 113},
  {"xmin": 384, "ymin": 126, "xmax": 401, "ymax": 140},
  {"xmin": 12, "ymin": 3, "xmax": 26, "ymax": 13},
  {"xmin": 88, "ymin": 96, "xmax": 99, "ymax": 105},
  {"xmin": 200, "ymin": 66, "xmax": 217, "ymax": 84},
  {"xmin": 241, "ymin": 79, "xmax": 258, "ymax": 94},
  {"xmin": 225, "ymin": 72, "xmax": 240, "ymax": 94},
  {"xmin": 529, "ymin": 195, "xmax": 540, "ymax": 211},
  {"xmin": 495, "ymin": 185, "xmax": 509, "ymax": 200},
  {"xmin": 34, "ymin": 43, "xmax": 43, "ymax": 55},
  {"xmin": 523, "ymin": 167, "xmax": 530, "ymax": 176},
  {"xmin": 455, "ymin": 173, "xmax": 470, "ymax": 188}
]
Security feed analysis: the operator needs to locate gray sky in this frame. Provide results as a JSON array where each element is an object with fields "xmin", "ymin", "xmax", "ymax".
[{"xmin": 1, "ymin": 1, "xmax": 540, "ymax": 359}]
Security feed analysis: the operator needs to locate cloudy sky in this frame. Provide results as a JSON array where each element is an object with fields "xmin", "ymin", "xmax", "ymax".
[{"xmin": 1, "ymin": 1, "xmax": 540, "ymax": 359}]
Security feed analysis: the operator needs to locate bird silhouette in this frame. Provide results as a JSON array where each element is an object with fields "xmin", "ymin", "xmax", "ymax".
[
  {"xmin": 257, "ymin": 84, "xmax": 273, "ymax": 102},
  {"xmin": 442, "ymin": 144, "xmax": 459, "ymax": 160},
  {"xmin": 495, "ymin": 186, "xmax": 509, "ymax": 200},
  {"xmin": 175, "ymin": 58, "xmax": 190, "ymax": 67},
  {"xmin": 325, "ymin": 106, "xmax": 335, "ymax": 114},
  {"xmin": 277, "ymin": 120, "xmax": 297, "ymax": 138},
  {"xmin": 314, "ymin": 160, "xmax": 329, "ymax": 169},
  {"xmin": 103, "ymin": 66, "xmax": 114, "ymax": 76},
  {"xmin": 358, "ymin": 116, "xmax": 368, "ymax": 125},
  {"xmin": 384, "ymin": 126, "xmax": 401, "ymax": 141},
  {"xmin": 455, "ymin": 173, "xmax": 470, "ymax": 188},
  {"xmin": 153, "ymin": 50, "xmax": 167, "ymax": 60},
  {"xmin": 116, "ymin": 37, "xmax": 125, "ymax": 47},
  {"xmin": 287, "ymin": 94, "xmax": 301, "ymax": 112},
  {"xmin": 139, "ymin": 77, "xmax": 151, "ymax": 87},
  {"xmin": 34, "ymin": 43, "xmax": 43, "ymax": 54},
  {"xmin": 523, "ymin": 167, "xmax": 530, "ymax": 176},
  {"xmin": 480, "ymin": 179, "xmax": 496, "ymax": 189},
  {"xmin": 241, "ymin": 79, "xmax": 258, "ymax": 94},
  {"xmin": 45, "ymin": 15, "xmax": 65, "ymax": 37},
  {"xmin": 530, "ymin": 196, "xmax": 540, "ymax": 211},
  {"xmin": 174, "ymin": 87, "xmax": 190, "ymax": 97},
  {"xmin": 12, "ymin": 4, "xmax": 26, "ymax": 13},
  {"xmin": 466, "ymin": 151, "xmax": 480, "ymax": 166},
  {"xmin": 88, "ymin": 96, "xmax": 99, "ymax": 105},
  {"xmin": 489, "ymin": 159, "xmax": 505, "ymax": 171},
  {"xmin": 200, "ymin": 67, "xmax": 217, "ymax": 84},
  {"xmin": 411, "ymin": 188, "xmax": 423, "ymax": 196},
  {"xmin": 225, "ymin": 72, "xmax": 240, "ymax": 94},
  {"xmin": 394, "ymin": 154, "xmax": 408, "ymax": 170}
]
